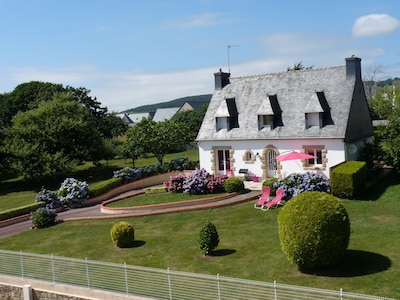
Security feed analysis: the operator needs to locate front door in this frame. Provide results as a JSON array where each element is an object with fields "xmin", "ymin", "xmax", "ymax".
[
  {"xmin": 267, "ymin": 149, "xmax": 277, "ymax": 177},
  {"xmin": 217, "ymin": 149, "xmax": 231, "ymax": 175}
]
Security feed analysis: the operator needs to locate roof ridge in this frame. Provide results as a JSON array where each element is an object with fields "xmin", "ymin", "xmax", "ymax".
[{"xmin": 230, "ymin": 65, "xmax": 344, "ymax": 79}]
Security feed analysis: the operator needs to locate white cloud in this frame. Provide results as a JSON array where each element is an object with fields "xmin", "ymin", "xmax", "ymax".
[
  {"xmin": 352, "ymin": 14, "xmax": 400, "ymax": 37},
  {"xmin": 168, "ymin": 13, "xmax": 234, "ymax": 28}
]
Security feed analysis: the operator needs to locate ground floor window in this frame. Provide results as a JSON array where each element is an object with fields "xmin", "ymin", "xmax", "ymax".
[{"xmin": 302, "ymin": 146, "xmax": 327, "ymax": 170}]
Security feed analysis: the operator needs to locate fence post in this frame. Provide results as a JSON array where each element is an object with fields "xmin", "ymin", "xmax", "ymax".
[
  {"xmin": 274, "ymin": 280, "xmax": 278, "ymax": 300},
  {"xmin": 124, "ymin": 262, "xmax": 129, "ymax": 296},
  {"xmin": 51, "ymin": 254, "xmax": 55, "ymax": 284},
  {"xmin": 217, "ymin": 274, "xmax": 221, "ymax": 300},
  {"xmin": 85, "ymin": 257, "xmax": 90, "ymax": 289},
  {"xmin": 167, "ymin": 267, "xmax": 172, "ymax": 300},
  {"xmin": 20, "ymin": 250, "xmax": 24, "ymax": 279},
  {"xmin": 340, "ymin": 288, "xmax": 343, "ymax": 300}
]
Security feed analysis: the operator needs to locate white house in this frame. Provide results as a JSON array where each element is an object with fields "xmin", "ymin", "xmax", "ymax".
[{"xmin": 196, "ymin": 57, "xmax": 374, "ymax": 180}]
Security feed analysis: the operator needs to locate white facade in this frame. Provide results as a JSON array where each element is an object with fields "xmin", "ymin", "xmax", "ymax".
[{"xmin": 199, "ymin": 138, "xmax": 354, "ymax": 179}]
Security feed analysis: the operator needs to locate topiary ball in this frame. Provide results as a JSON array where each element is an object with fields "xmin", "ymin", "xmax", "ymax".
[
  {"xmin": 224, "ymin": 177, "xmax": 245, "ymax": 193},
  {"xmin": 278, "ymin": 191, "xmax": 350, "ymax": 269},
  {"xmin": 110, "ymin": 221, "xmax": 135, "ymax": 248}
]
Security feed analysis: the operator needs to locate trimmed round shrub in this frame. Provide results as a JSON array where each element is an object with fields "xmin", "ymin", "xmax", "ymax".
[
  {"xmin": 110, "ymin": 221, "xmax": 135, "ymax": 248},
  {"xmin": 31, "ymin": 207, "xmax": 58, "ymax": 229},
  {"xmin": 198, "ymin": 221, "xmax": 219, "ymax": 255},
  {"xmin": 224, "ymin": 177, "xmax": 245, "ymax": 193},
  {"xmin": 278, "ymin": 192, "xmax": 350, "ymax": 269}
]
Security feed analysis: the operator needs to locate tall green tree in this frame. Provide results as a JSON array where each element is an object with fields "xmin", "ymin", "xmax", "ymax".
[
  {"xmin": 4, "ymin": 93, "xmax": 104, "ymax": 180},
  {"xmin": 124, "ymin": 118, "xmax": 191, "ymax": 166},
  {"xmin": 171, "ymin": 105, "xmax": 208, "ymax": 141},
  {"xmin": 369, "ymin": 83, "xmax": 400, "ymax": 120}
]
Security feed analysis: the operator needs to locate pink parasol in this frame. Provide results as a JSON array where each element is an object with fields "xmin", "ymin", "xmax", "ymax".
[{"xmin": 275, "ymin": 151, "xmax": 316, "ymax": 162}]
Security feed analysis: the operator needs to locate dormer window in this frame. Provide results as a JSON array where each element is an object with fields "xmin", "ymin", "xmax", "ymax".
[
  {"xmin": 257, "ymin": 94, "xmax": 283, "ymax": 130},
  {"xmin": 305, "ymin": 112, "xmax": 322, "ymax": 128},
  {"xmin": 258, "ymin": 114, "xmax": 273, "ymax": 129},
  {"xmin": 215, "ymin": 97, "xmax": 239, "ymax": 131},
  {"xmin": 305, "ymin": 91, "xmax": 334, "ymax": 129}
]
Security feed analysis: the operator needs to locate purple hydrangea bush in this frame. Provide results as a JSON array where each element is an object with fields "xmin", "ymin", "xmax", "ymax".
[
  {"xmin": 273, "ymin": 172, "xmax": 330, "ymax": 200},
  {"xmin": 168, "ymin": 168, "xmax": 227, "ymax": 195},
  {"xmin": 168, "ymin": 174, "xmax": 186, "ymax": 193}
]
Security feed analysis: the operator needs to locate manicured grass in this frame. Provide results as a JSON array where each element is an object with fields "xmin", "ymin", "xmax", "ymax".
[
  {"xmin": 0, "ymin": 149, "xmax": 199, "ymax": 211},
  {"xmin": 106, "ymin": 191, "xmax": 228, "ymax": 207},
  {"xmin": 0, "ymin": 171, "xmax": 399, "ymax": 298}
]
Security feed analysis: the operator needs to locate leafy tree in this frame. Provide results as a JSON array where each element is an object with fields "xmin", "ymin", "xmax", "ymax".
[
  {"xmin": 0, "ymin": 81, "xmax": 64, "ymax": 128},
  {"xmin": 4, "ymin": 94, "xmax": 104, "ymax": 180},
  {"xmin": 124, "ymin": 118, "xmax": 191, "ymax": 165},
  {"xmin": 148, "ymin": 120, "xmax": 191, "ymax": 165},
  {"xmin": 67, "ymin": 86, "xmax": 127, "ymax": 138},
  {"xmin": 369, "ymin": 83, "xmax": 400, "ymax": 120},
  {"xmin": 381, "ymin": 114, "xmax": 400, "ymax": 170},
  {"xmin": 123, "ymin": 118, "xmax": 152, "ymax": 167},
  {"xmin": 171, "ymin": 105, "xmax": 208, "ymax": 141}
]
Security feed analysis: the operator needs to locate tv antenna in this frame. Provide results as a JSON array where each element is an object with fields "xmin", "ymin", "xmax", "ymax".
[{"xmin": 227, "ymin": 44, "xmax": 239, "ymax": 73}]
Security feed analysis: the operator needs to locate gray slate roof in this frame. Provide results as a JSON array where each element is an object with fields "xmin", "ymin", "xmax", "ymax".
[
  {"xmin": 197, "ymin": 65, "xmax": 370, "ymax": 141},
  {"xmin": 152, "ymin": 107, "xmax": 180, "ymax": 122}
]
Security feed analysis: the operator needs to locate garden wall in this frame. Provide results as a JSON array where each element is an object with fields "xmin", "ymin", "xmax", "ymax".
[{"xmin": 84, "ymin": 171, "xmax": 184, "ymax": 206}]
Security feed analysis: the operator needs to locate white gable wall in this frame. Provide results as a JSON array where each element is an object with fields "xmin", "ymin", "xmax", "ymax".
[{"xmin": 199, "ymin": 138, "xmax": 347, "ymax": 179}]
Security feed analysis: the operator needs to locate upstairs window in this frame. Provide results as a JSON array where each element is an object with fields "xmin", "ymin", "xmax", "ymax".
[
  {"xmin": 258, "ymin": 114, "xmax": 273, "ymax": 129},
  {"xmin": 215, "ymin": 98, "xmax": 239, "ymax": 131},
  {"xmin": 216, "ymin": 117, "xmax": 228, "ymax": 131},
  {"xmin": 305, "ymin": 91, "xmax": 334, "ymax": 129},
  {"xmin": 257, "ymin": 94, "xmax": 283, "ymax": 130},
  {"xmin": 305, "ymin": 112, "xmax": 321, "ymax": 128}
]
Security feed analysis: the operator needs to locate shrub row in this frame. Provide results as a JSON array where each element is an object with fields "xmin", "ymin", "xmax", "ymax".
[
  {"xmin": 0, "ymin": 202, "xmax": 45, "ymax": 221},
  {"xmin": 88, "ymin": 177, "xmax": 123, "ymax": 198},
  {"xmin": 330, "ymin": 161, "xmax": 367, "ymax": 199}
]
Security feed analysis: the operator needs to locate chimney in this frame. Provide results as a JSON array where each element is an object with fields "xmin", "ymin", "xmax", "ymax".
[
  {"xmin": 345, "ymin": 56, "xmax": 362, "ymax": 80},
  {"xmin": 214, "ymin": 68, "xmax": 230, "ymax": 91}
]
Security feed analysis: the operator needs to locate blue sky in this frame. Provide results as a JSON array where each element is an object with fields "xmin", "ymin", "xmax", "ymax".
[{"xmin": 0, "ymin": 0, "xmax": 399, "ymax": 112}]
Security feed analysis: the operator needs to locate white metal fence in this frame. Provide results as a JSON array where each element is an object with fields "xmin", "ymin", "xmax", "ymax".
[{"xmin": 0, "ymin": 250, "xmax": 396, "ymax": 300}]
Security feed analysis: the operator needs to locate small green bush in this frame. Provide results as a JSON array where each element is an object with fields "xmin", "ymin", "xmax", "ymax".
[
  {"xmin": 198, "ymin": 221, "xmax": 219, "ymax": 255},
  {"xmin": 278, "ymin": 192, "xmax": 350, "ymax": 269},
  {"xmin": 110, "ymin": 221, "xmax": 135, "ymax": 248},
  {"xmin": 31, "ymin": 208, "xmax": 58, "ymax": 229},
  {"xmin": 262, "ymin": 178, "xmax": 279, "ymax": 195},
  {"xmin": 224, "ymin": 177, "xmax": 245, "ymax": 193}
]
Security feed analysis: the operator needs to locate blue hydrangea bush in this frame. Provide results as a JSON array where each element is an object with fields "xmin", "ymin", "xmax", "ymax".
[
  {"xmin": 58, "ymin": 178, "xmax": 89, "ymax": 206},
  {"xmin": 113, "ymin": 167, "xmax": 145, "ymax": 183},
  {"xmin": 35, "ymin": 188, "xmax": 62, "ymax": 210},
  {"xmin": 273, "ymin": 172, "xmax": 330, "ymax": 200}
]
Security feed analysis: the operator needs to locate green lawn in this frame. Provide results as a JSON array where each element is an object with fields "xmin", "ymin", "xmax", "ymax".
[{"xmin": 0, "ymin": 170, "xmax": 399, "ymax": 298}]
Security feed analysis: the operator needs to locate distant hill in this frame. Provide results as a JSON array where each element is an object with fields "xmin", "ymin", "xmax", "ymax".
[{"xmin": 122, "ymin": 94, "xmax": 212, "ymax": 113}]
